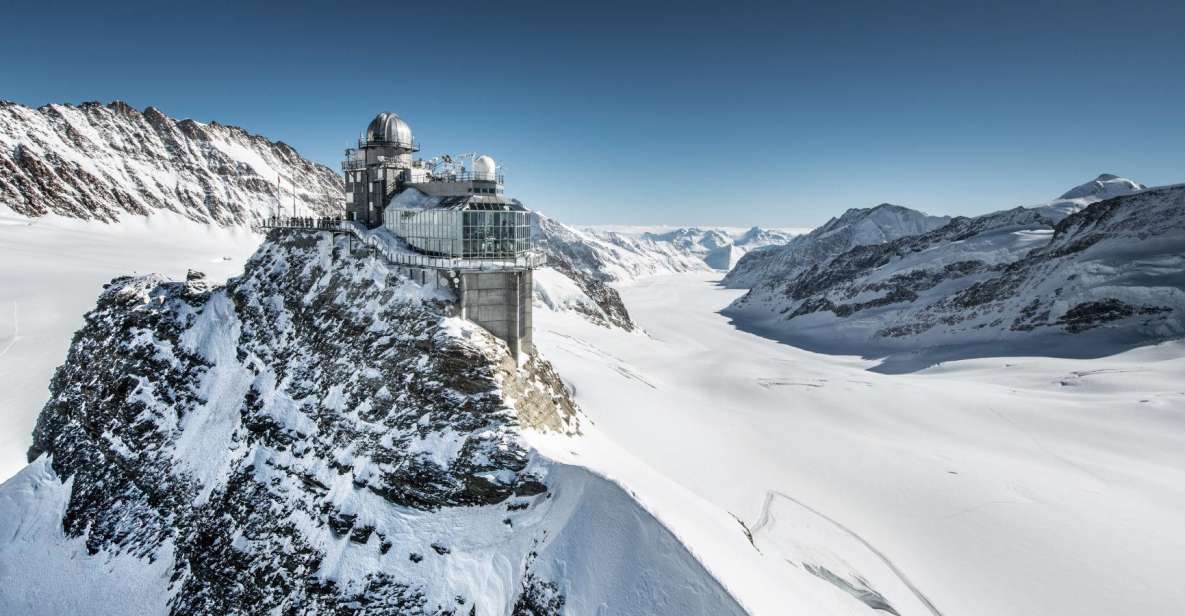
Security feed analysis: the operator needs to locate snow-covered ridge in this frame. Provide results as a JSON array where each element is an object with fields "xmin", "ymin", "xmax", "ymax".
[
  {"xmin": 584, "ymin": 223, "xmax": 802, "ymax": 271},
  {"xmin": 540, "ymin": 216, "xmax": 714, "ymax": 283},
  {"xmin": 0, "ymin": 230, "xmax": 745, "ymax": 615},
  {"xmin": 636, "ymin": 225, "xmax": 799, "ymax": 270},
  {"xmin": 0, "ymin": 100, "xmax": 342, "ymax": 225},
  {"xmin": 532, "ymin": 216, "xmax": 712, "ymax": 331},
  {"xmin": 1059, "ymin": 173, "xmax": 1145, "ymax": 201},
  {"xmin": 534, "ymin": 218, "xmax": 794, "ymax": 328},
  {"xmin": 722, "ymin": 203, "xmax": 951, "ymax": 288},
  {"xmin": 725, "ymin": 177, "xmax": 1183, "ymax": 368},
  {"xmin": 533, "ymin": 220, "xmax": 800, "ymax": 329}
]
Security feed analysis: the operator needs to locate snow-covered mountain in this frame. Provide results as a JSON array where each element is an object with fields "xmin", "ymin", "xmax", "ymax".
[
  {"xmin": 637, "ymin": 226, "xmax": 797, "ymax": 270},
  {"xmin": 532, "ymin": 217, "xmax": 718, "ymax": 330},
  {"xmin": 722, "ymin": 204, "xmax": 951, "ymax": 288},
  {"xmin": 1058, "ymin": 173, "xmax": 1145, "ymax": 201},
  {"xmin": 541, "ymin": 218, "xmax": 714, "ymax": 282},
  {"xmin": 0, "ymin": 231, "xmax": 745, "ymax": 615},
  {"xmin": 0, "ymin": 100, "xmax": 343, "ymax": 479},
  {"xmin": 724, "ymin": 176, "xmax": 1184, "ymax": 367},
  {"xmin": 0, "ymin": 101, "xmax": 342, "ymax": 225}
]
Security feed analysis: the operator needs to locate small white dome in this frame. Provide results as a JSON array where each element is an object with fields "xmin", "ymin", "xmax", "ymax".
[
  {"xmin": 474, "ymin": 155, "xmax": 497, "ymax": 180},
  {"xmin": 366, "ymin": 112, "xmax": 413, "ymax": 147}
]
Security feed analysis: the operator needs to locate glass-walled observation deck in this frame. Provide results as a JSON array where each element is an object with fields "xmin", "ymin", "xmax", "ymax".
[{"xmin": 383, "ymin": 200, "xmax": 536, "ymax": 260}]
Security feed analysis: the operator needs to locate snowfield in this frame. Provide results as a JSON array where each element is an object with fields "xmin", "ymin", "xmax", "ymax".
[
  {"xmin": 531, "ymin": 272, "xmax": 1185, "ymax": 616},
  {"xmin": 0, "ymin": 207, "xmax": 261, "ymax": 480}
]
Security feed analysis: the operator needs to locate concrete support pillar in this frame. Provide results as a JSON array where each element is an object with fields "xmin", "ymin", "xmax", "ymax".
[{"xmin": 458, "ymin": 270, "xmax": 533, "ymax": 360}]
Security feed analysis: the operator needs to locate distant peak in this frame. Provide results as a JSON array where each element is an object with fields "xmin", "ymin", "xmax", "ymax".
[{"xmin": 1058, "ymin": 174, "xmax": 1144, "ymax": 201}]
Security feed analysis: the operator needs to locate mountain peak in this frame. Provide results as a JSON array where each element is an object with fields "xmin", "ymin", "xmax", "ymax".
[
  {"xmin": 1058, "ymin": 174, "xmax": 1145, "ymax": 201},
  {"xmin": 0, "ymin": 100, "xmax": 342, "ymax": 224}
]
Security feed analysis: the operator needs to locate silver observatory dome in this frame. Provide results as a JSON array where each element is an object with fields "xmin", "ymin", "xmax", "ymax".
[{"xmin": 365, "ymin": 112, "xmax": 414, "ymax": 147}]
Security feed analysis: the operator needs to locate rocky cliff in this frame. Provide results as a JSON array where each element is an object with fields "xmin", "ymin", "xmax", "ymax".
[{"xmin": 0, "ymin": 231, "xmax": 744, "ymax": 615}]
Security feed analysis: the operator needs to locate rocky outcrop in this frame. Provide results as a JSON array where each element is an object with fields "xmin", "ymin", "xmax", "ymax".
[
  {"xmin": 0, "ymin": 101, "xmax": 341, "ymax": 224},
  {"xmin": 539, "ymin": 261, "xmax": 636, "ymax": 331},
  {"xmin": 22, "ymin": 231, "xmax": 572, "ymax": 611},
  {"xmin": 2, "ymin": 230, "xmax": 745, "ymax": 615}
]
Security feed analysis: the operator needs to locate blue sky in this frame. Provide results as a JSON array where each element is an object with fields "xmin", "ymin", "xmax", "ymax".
[{"xmin": 3, "ymin": 0, "xmax": 1183, "ymax": 227}]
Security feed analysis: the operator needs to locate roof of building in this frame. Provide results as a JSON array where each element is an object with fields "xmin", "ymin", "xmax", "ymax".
[
  {"xmin": 366, "ymin": 112, "xmax": 414, "ymax": 147},
  {"xmin": 388, "ymin": 188, "xmax": 527, "ymax": 212},
  {"xmin": 474, "ymin": 155, "xmax": 497, "ymax": 180}
]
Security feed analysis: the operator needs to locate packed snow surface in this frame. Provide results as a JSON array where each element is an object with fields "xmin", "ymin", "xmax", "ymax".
[
  {"xmin": 0, "ymin": 207, "xmax": 260, "ymax": 480},
  {"xmin": 532, "ymin": 271, "xmax": 1185, "ymax": 616}
]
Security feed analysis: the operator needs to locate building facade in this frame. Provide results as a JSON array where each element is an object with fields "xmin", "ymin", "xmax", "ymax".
[{"xmin": 342, "ymin": 112, "xmax": 540, "ymax": 358}]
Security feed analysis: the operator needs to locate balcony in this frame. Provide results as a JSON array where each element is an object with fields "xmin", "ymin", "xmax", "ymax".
[
  {"xmin": 357, "ymin": 137, "xmax": 418, "ymax": 151},
  {"xmin": 408, "ymin": 172, "xmax": 505, "ymax": 185}
]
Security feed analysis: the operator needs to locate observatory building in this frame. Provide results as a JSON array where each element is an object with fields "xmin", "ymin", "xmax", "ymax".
[{"xmin": 342, "ymin": 112, "xmax": 540, "ymax": 357}]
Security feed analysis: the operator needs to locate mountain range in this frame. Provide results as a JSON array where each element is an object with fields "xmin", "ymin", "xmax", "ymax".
[
  {"xmin": 3, "ymin": 101, "xmax": 1184, "ymax": 615},
  {"xmin": 0, "ymin": 101, "xmax": 341, "ymax": 224},
  {"xmin": 723, "ymin": 175, "xmax": 1183, "ymax": 369}
]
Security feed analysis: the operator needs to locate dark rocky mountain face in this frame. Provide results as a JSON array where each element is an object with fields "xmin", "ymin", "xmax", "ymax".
[
  {"xmin": 536, "ymin": 217, "xmax": 637, "ymax": 330},
  {"xmin": 0, "ymin": 101, "xmax": 342, "ymax": 225},
  {"xmin": 24, "ymin": 231, "xmax": 582, "ymax": 613},
  {"xmin": 722, "ymin": 203, "xmax": 952, "ymax": 289},
  {"xmin": 724, "ymin": 184, "xmax": 1185, "ymax": 365}
]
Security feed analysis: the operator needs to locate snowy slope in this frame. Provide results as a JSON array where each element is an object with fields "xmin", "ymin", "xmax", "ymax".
[
  {"xmin": 723, "ymin": 203, "xmax": 951, "ymax": 289},
  {"xmin": 539, "ymin": 216, "xmax": 714, "ymax": 283},
  {"xmin": 0, "ymin": 231, "xmax": 746, "ymax": 615},
  {"xmin": 0, "ymin": 100, "xmax": 342, "ymax": 225},
  {"xmin": 724, "ymin": 177, "xmax": 1182, "ymax": 368},
  {"xmin": 0, "ymin": 101, "xmax": 339, "ymax": 479},
  {"xmin": 0, "ymin": 207, "xmax": 262, "ymax": 481},
  {"xmin": 532, "ymin": 221, "xmax": 803, "ymax": 329},
  {"xmin": 1058, "ymin": 172, "xmax": 1145, "ymax": 201},
  {"xmin": 533, "ymin": 272, "xmax": 1185, "ymax": 616},
  {"xmin": 533, "ymin": 216, "xmax": 714, "ymax": 331}
]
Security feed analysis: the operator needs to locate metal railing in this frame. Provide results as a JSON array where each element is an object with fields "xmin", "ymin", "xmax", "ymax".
[
  {"xmin": 257, "ymin": 216, "xmax": 344, "ymax": 231},
  {"xmin": 256, "ymin": 217, "xmax": 545, "ymax": 272},
  {"xmin": 407, "ymin": 172, "xmax": 504, "ymax": 185},
  {"xmin": 344, "ymin": 221, "xmax": 544, "ymax": 272},
  {"xmin": 336, "ymin": 161, "xmax": 505, "ymax": 186},
  {"xmin": 356, "ymin": 137, "xmax": 418, "ymax": 150}
]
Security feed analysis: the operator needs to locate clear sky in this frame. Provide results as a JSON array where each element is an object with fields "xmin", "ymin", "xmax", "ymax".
[{"xmin": 3, "ymin": 0, "xmax": 1183, "ymax": 227}]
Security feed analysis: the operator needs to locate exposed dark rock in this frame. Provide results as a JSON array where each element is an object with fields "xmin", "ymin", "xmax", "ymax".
[
  {"xmin": 725, "ymin": 182, "xmax": 1185, "ymax": 356},
  {"xmin": 23, "ymin": 231, "xmax": 578, "ymax": 613},
  {"xmin": 0, "ymin": 100, "xmax": 341, "ymax": 225}
]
